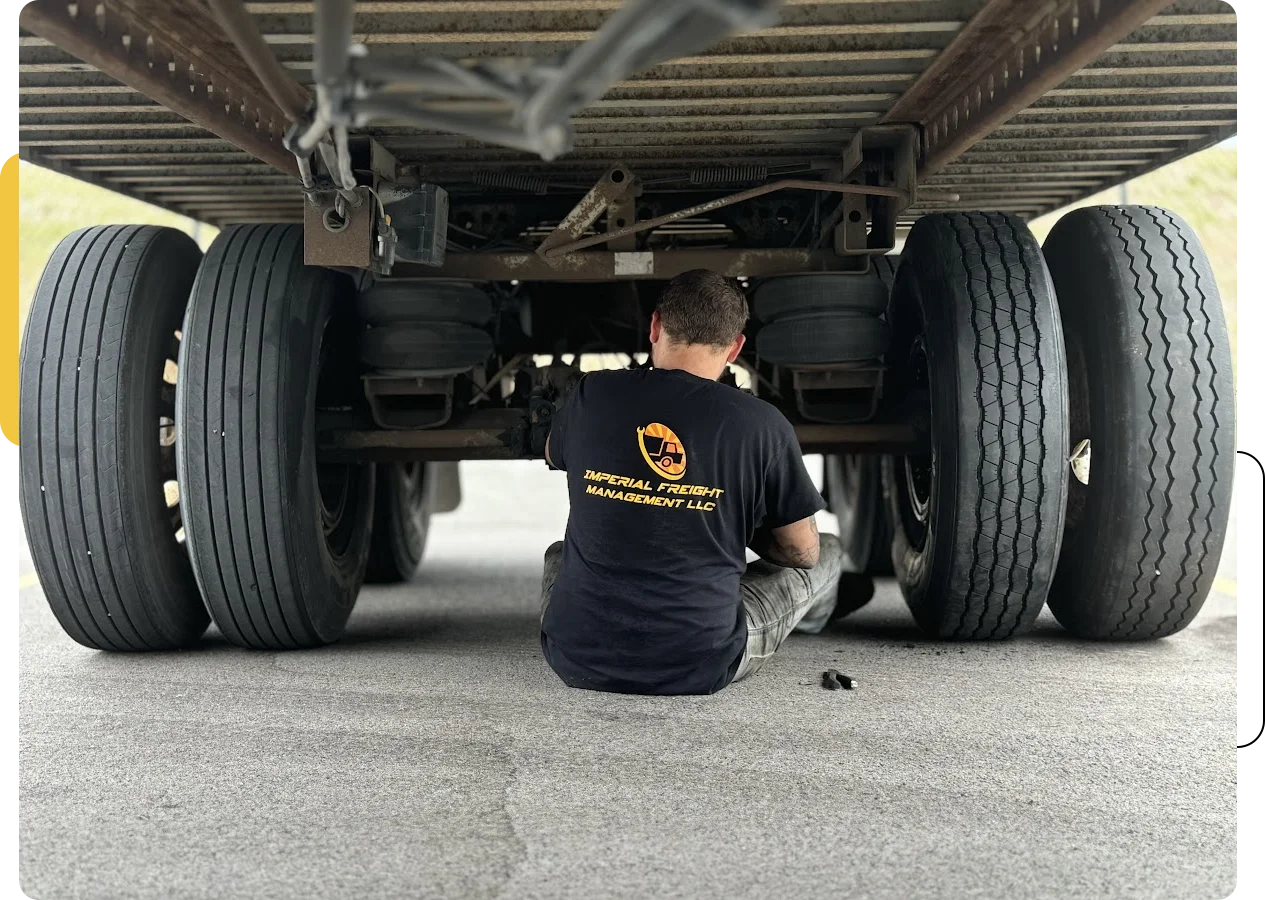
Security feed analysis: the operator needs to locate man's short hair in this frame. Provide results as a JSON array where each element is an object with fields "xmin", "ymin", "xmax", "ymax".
[{"xmin": 655, "ymin": 269, "xmax": 749, "ymax": 348}]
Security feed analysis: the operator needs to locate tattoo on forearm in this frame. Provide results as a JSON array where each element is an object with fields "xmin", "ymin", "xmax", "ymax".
[
  {"xmin": 776, "ymin": 518, "xmax": 819, "ymax": 568},
  {"xmin": 750, "ymin": 517, "xmax": 820, "ymax": 568}
]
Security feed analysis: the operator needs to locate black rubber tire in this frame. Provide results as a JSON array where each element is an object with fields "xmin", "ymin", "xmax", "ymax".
[
  {"xmin": 365, "ymin": 462, "xmax": 433, "ymax": 583},
  {"xmin": 756, "ymin": 311, "xmax": 888, "ymax": 366},
  {"xmin": 1042, "ymin": 206, "xmax": 1235, "ymax": 640},
  {"xmin": 824, "ymin": 454, "xmax": 894, "ymax": 575},
  {"xmin": 360, "ymin": 280, "xmax": 492, "ymax": 325},
  {"xmin": 19, "ymin": 225, "xmax": 208, "ymax": 650},
  {"xmin": 752, "ymin": 273, "xmax": 889, "ymax": 322},
  {"xmin": 884, "ymin": 212, "xmax": 1069, "ymax": 640},
  {"xmin": 360, "ymin": 322, "xmax": 493, "ymax": 371},
  {"xmin": 177, "ymin": 224, "xmax": 375, "ymax": 649}
]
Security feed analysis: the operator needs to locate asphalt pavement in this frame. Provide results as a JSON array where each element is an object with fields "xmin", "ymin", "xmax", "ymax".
[{"xmin": 19, "ymin": 460, "xmax": 1237, "ymax": 900}]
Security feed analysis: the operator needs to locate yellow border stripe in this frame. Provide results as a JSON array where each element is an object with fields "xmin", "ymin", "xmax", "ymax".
[
  {"xmin": 3, "ymin": 0, "xmax": 19, "ymax": 891},
  {"xmin": 18, "ymin": 572, "xmax": 39, "ymax": 590},
  {"xmin": 1213, "ymin": 577, "xmax": 1237, "ymax": 597}
]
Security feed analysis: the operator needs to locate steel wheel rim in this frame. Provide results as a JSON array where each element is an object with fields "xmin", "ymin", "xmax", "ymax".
[
  {"xmin": 160, "ymin": 329, "xmax": 185, "ymax": 547},
  {"xmin": 315, "ymin": 316, "xmax": 366, "ymax": 561},
  {"xmin": 895, "ymin": 334, "xmax": 933, "ymax": 550}
]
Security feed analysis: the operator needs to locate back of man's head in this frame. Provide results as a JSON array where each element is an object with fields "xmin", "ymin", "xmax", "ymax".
[{"xmin": 655, "ymin": 269, "xmax": 749, "ymax": 348}]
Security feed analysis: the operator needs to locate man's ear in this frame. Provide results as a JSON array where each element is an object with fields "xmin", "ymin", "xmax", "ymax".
[
  {"xmin": 649, "ymin": 309, "xmax": 663, "ymax": 346},
  {"xmin": 725, "ymin": 333, "xmax": 746, "ymax": 364}
]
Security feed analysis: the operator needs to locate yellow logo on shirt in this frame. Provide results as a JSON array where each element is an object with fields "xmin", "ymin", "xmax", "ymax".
[{"xmin": 637, "ymin": 422, "xmax": 687, "ymax": 481}]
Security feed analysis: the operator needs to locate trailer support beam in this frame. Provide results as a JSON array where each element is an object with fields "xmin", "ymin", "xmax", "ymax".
[
  {"xmin": 883, "ymin": 0, "xmax": 1175, "ymax": 178},
  {"xmin": 392, "ymin": 248, "xmax": 870, "ymax": 282},
  {"xmin": 19, "ymin": 0, "xmax": 298, "ymax": 175}
]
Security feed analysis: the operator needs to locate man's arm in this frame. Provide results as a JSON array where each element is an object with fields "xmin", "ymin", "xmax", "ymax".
[
  {"xmin": 749, "ymin": 515, "xmax": 820, "ymax": 569},
  {"xmin": 543, "ymin": 374, "xmax": 587, "ymax": 471}
]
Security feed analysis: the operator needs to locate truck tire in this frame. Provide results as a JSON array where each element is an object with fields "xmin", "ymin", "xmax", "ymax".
[
  {"xmin": 756, "ymin": 311, "xmax": 888, "ymax": 365},
  {"xmin": 824, "ymin": 454, "xmax": 893, "ymax": 575},
  {"xmin": 1042, "ymin": 207, "xmax": 1234, "ymax": 640},
  {"xmin": 884, "ymin": 212, "xmax": 1069, "ymax": 639},
  {"xmin": 19, "ymin": 225, "xmax": 208, "ymax": 650},
  {"xmin": 177, "ymin": 225, "xmax": 375, "ymax": 649},
  {"xmin": 360, "ymin": 280, "xmax": 492, "ymax": 325},
  {"xmin": 365, "ymin": 463, "xmax": 432, "ymax": 583},
  {"xmin": 752, "ymin": 272, "xmax": 888, "ymax": 321}
]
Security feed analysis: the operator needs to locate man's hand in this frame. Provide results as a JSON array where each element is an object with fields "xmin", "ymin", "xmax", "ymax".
[{"xmin": 749, "ymin": 515, "xmax": 820, "ymax": 569}]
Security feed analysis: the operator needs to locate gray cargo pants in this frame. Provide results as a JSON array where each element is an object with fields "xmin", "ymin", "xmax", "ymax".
[{"xmin": 540, "ymin": 534, "xmax": 845, "ymax": 682}]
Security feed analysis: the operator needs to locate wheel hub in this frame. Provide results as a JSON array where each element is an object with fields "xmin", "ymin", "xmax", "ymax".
[
  {"xmin": 160, "ymin": 330, "xmax": 184, "ymax": 545},
  {"xmin": 895, "ymin": 335, "xmax": 934, "ymax": 550}
]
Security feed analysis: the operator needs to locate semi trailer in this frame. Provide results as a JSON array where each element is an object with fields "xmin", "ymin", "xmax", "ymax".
[{"xmin": 16, "ymin": 0, "xmax": 1236, "ymax": 650}]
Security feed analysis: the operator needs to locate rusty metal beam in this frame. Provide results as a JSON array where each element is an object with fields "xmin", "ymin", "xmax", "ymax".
[
  {"xmin": 19, "ymin": 0, "xmax": 298, "ymax": 176},
  {"xmin": 541, "ymin": 179, "xmax": 908, "ymax": 258},
  {"xmin": 535, "ymin": 164, "xmax": 636, "ymax": 257},
  {"xmin": 394, "ymin": 248, "xmax": 867, "ymax": 282},
  {"xmin": 883, "ymin": 0, "xmax": 1176, "ymax": 179},
  {"xmin": 317, "ymin": 416, "xmax": 924, "ymax": 463}
]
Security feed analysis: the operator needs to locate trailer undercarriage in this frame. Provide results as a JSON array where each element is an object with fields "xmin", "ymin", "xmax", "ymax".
[{"xmin": 16, "ymin": 0, "xmax": 1238, "ymax": 650}]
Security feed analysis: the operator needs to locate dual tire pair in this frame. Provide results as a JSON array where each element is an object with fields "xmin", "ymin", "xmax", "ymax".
[
  {"xmin": 830, "ymin": 210, "xmax": 1234, "ymax": 640},
  {"xmin": 20, "ymin": 225, "xmax": 431, "ymax": 651}
]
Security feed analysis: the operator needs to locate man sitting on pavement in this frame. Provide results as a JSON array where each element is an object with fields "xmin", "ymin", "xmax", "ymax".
[{"xmin": 540, "ymin": 269, "xmax": 871, "ymax": 695}]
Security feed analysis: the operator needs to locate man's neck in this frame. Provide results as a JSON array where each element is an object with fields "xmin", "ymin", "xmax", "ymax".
[{"xmin": 651, "ymin": 346, "xmax": 727, "ymax": 381}]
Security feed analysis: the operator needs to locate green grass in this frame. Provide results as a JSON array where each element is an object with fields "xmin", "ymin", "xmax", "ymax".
[
  {"xmin": 19, "ymin": 161, "xmax": 218, "ymax": 326},
  {"xmin": 1029, "ymin": 144, "xmax": 1237, "ymax": 355}
]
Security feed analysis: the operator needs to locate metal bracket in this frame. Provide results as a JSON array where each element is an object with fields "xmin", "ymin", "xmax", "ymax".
[
  {"xmin": 831, "ymin": 125, "xmax": 919, "ymax": 256},
  {"xmin": 792, "ymin": 365, "xmax": 884, "ymax": 425},
  {"xmin": 362, "ymin": 374, "xmax": 455, "ymax": 431},
  {"xmin": 305, "ymin": 192, "xmax": 376, "ymax": 268},
  {"xmin": 536, "ymin": 165, "xmax": 638, "ymax": 258},
  {"xmin": 366, "ymin": 138, "xmax": 402, "ymax": 187},
  {"xmin": 605, "ymin": 188, "xmax": 642, "ymax": 253}
]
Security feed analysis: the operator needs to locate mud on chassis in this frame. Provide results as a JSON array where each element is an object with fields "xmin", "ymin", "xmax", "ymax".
[{"xmin": 19, "ymin": 10, "xmax": 1235, "ymax": 653}]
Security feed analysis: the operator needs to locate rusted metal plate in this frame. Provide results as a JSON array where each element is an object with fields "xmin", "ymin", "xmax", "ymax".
[
  {"xmin": 394, "ymin": 248, "xmax": 865, "ymax": 281},
  {"xmin": 303, "ymin": 198, "xmax": 375, "ymax": 267}
]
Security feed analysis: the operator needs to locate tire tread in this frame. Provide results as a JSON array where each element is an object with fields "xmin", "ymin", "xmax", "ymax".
[
  {"xmin": 20, "ymin": 225, "xmax": 206, "ymax": 650},
  {"xmin": 1080, "ymin": 208, "xmax": 1228, "ymax": 639},
  {"xmin": 892, "ymin": 211, "xmax": 1067, "ymax": 641},
  {"xmin": 953, "ymin": 212, "xmax": 1057, "ymax": 639},
  {"xmin": 179, "ymin": 224, "xmax": 373, "ymax": 650}
]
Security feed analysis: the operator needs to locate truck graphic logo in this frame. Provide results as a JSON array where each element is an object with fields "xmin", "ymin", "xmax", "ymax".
[{"xmin": 637, "ymin": 423, "xmax": 687, "ymax": 480}]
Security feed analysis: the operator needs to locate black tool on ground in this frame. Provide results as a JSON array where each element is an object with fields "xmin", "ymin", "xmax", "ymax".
[{"xmin": 822, "ymin": 669, "xmax": 855, "ymax": 691}]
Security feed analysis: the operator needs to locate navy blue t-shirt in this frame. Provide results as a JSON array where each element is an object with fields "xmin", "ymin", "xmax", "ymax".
[{"xmin": 542, "ymin": 366, "xmax": 825, "ymax": 695}]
